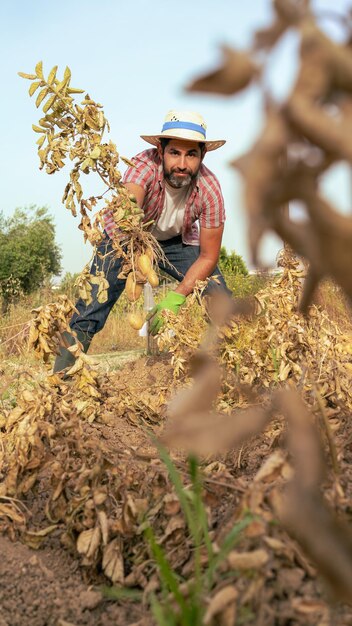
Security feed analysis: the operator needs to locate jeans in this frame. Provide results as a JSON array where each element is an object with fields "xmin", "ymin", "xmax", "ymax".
[{"xmin": 70, "ymin": 234, "xmax": 230, "ymax": 336}]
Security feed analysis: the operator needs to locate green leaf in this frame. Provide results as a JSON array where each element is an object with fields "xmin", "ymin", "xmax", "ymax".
[
  {"xmin": 206, "ymin": 514, "xmax": 253, "ymax": 586},
  {"xmin": 149, "ymin": 593, "xmax": 176, "ymax": 626},
  {"xmin": 35, "ymin": 61, "xmax": 44, "ymax": 79},
  {"xmin": 0, "ymin": 206, "xmax": 62, "ymax": 297},
  {"xmin": 29, "ymin": 81, "xmax": 41, "ymax": 96},
  {"xmin": 18, "ymin": 71, "xmax": 37, "ymax": 80},
  {"xmin": 155, "ymin": 442, "xmax": 198, "ymax": 542},
  {"xmin": 145, "ymin": 526, "xmax": 188, "ymax": 618},
  {"xmin": 189, "ymin": 456, "xmax": 214, "ymax": 562},
  {"xmin": 99, "ymin": 585, "xmax": 142, "ymax": 602}
]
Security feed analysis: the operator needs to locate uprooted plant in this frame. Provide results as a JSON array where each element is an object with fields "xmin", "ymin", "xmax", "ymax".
[{"xmin": 19, "ymin": 62, "xmax": 165, "ymax": 343}]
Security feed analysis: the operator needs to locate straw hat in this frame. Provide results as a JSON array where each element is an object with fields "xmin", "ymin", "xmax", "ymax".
[{"xmin": 141, "ymin": 110, "xmax": 226, "ymax": 152}]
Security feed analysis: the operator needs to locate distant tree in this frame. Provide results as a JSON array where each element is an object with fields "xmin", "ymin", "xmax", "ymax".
[
  {"xmin": 58, "ymin": 271, "xmax": 80, "ymax": 300},
  {"xmin": 218, "ymin": 246, "xmax": 248, "ymax": 276},
  {"xmin": 0, "ymin": 206, "xmax": 61, "ymax": 311}
]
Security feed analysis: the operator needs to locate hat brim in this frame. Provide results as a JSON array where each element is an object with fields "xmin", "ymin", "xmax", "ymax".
[{"xmin": 140, "ymin": 134, "xmax": 226, "ymax": 152}]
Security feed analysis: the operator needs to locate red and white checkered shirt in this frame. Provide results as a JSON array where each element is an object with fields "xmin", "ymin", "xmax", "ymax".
[{"xmin": 104, "ymin": 148, "xmax": 225, "ymax": 244}]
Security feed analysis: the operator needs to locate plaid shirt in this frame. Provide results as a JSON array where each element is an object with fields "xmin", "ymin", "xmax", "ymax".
[{"xmin": 104, "ymin": 148, "xmax": 225, "ymax": 244}]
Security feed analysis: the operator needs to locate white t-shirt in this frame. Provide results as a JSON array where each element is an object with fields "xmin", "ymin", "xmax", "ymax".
[{"xmin": 151, "ymin": 181, "xmax": 190, "ymax": 241}]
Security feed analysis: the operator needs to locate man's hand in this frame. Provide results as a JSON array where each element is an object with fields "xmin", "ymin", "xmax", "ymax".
[{"xmin": 147, "ymin": 291, "xmax": 186, "ymax": 335}]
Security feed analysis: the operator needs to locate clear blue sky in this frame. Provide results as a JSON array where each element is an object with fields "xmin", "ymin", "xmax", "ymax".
[{"xmin": 1, "ymin": 0, "xmax": 351, "ymax": 277}]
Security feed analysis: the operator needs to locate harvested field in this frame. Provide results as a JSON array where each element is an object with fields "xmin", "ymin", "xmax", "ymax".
[
  {"xmin": 3, "ymin": 2, "xmax": 352, "ymax": 623},
  {"xmin": 1, "ymin": 259, "xmax": 352, "ymax": 626}
]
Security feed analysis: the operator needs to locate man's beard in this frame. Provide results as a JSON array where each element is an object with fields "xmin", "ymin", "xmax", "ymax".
[{"xmin": 163, "ymin": 165, "xmax": 199, "ymax": 189}]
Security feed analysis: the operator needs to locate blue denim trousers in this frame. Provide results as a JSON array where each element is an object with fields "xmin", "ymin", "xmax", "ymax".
[{"xmin": 70, "ymin": 235, "xmax": 230, "ymax": 336}]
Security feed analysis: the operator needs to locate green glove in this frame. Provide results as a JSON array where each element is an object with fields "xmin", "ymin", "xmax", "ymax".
[{"xmin": 147, "ymin": 291, "xmax": 186, "ymax": 335}]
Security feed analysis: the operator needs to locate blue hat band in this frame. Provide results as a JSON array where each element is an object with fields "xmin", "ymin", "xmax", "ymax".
[{"xmin": 162, "ymin": 121, "xmax": 206, "ymax": 138}]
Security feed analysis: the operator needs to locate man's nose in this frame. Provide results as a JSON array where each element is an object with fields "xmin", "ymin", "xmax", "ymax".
[{"xmin": 177, "ymin": 155, "xmax": 187, "ymax": 170}]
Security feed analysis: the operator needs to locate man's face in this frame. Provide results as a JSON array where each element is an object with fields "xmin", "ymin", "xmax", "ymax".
[{"xmin": 160, "ymin": 139, "xmax": 203, "ymax": 188}]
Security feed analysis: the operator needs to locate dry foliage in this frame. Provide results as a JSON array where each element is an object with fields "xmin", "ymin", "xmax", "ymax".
[
  {"xmin": 19, "ymin": 62, "xmax": 165, "ymax": 325},
  {"xmin": 160, "ymin": 250, "xmax": 352, "ymax": 414},
  {"xmin": 2, "ymin": 2, "xmax": 352, "ymax": 624},
  {"xmin": 28, "ymin": 295, "xmax": 78, "ymax": 364}
]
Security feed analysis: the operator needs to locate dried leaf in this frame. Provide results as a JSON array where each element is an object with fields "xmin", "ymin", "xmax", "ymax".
[
  {"xmin": 0, "ymin": 503, "xmax": 25, "ymax": 525},
  {"xmin": 253, "ymin": 450, "xmax": 286, "ymax": 483},
  {"xmin": 47, "ymin": 65, "xmax": 58, "ymax": 85},
  {"xmin": 97, "ymin": 510, "xmax": 109, "ymax": 545},
  {"xmin": 227, "ymin": 549, "xmax": 269, "ymax": 570},
  {"xmin": 29, "ymin": 81, "xmax": 41, "ymax": 96},
  {"xmin": 35, "ymin": 60, "xmax": 44, "ymax": 78},
  {"xmin": 35, "ymin": 88, "xmax": 48, "ymax": 108},
  {"xmin": 204, "ymin": 586, "xmax": 238, "ymax": 625},
  {"xmin": 23, "ymin": 524, "xmax": 58, "ymax": 549},
  {"xmin": 187, "ymin": 46, "xmax": 257, "ymax": 96},
  {"xmin": 102, "ymin": 538, "xmax": 124, "ymax": 583},
  {"xmin": 76, "ymin": 526, "xmax": 101, "ymax": 559},
  {"xmin": 18, "ymin": 71, "xmax": 37, "ymax": 79}
]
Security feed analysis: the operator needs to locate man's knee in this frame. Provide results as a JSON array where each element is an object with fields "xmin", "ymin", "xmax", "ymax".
[
  {"xmin": 204, "ymin": 270, "xmax": 232, "ymax": 297},
  {"xmin": 70, "ymin": 317, "xmax": 98, "ymax": 337}
]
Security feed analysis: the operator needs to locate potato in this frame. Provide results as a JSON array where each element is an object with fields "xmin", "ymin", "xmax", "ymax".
[
  {"xmin": 145, "ymin": 247, "xmax": 154, "ymax": 262},
  {"xmin": 147, "ymin": 269, "xmax": 159, "ymax": 287},
  {"xmin": 125, "ymin": 272, "xmax": 143, "ymax": 302},
  {"xmin": 127, "ymin": 312, "xmax": 144, "ymax": 330},
  {"xmin": 137, "ymin": 254, "xmax": 152, "ymax": 276}
]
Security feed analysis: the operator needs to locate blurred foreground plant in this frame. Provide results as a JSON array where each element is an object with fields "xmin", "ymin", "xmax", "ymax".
[{"xmin": 188, "ymin": 0, "xmax": 352, "ymax": 310}]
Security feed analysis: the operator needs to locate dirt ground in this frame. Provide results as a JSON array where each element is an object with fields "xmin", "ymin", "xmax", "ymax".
[
  {"xmin": 1, "ymin": 353, "xmax": 352, "ymax": 626},
  {"xmin": 0, "ymin": 358, "xmax": 156, "ymax": 626},
  {"xmin": 0, "ymin": 534, "xmax": 150, "ymax": 626},
  {"xmin": 0, "ymin": 355, "xmax": 160, "ymax": 626}
]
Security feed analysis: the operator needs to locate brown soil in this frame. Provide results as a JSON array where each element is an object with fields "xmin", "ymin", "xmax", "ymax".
[
  {"xmin": 1, "ymin": 354, "xmax": 352, "ymax": 626},
  {"xmin": 0, "ymin": 534, "xmax": 149, "ymax": 626},
  {"xmin": 0, "ymin": 356, "xmax": 164, "ymax": 626}
]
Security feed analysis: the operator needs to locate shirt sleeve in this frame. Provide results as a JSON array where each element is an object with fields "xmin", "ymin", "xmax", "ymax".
[
  {"xmin": 199, "ymin": 171, "xmax": 226, "ymax": 229},
  {"xmin": 122, "ymin": 152, "xmax": 155, "ymax": 190}
]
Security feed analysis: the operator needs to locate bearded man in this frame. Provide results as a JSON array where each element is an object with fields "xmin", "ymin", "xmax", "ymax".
[{"xmin": 54, "ymin": 110, "xmax": 230, "ymax": 372}]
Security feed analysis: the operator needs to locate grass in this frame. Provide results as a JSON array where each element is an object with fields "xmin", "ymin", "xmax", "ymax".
[
  {"xmin": 315, "ymin": 279, "xmax": 352, "ymax": 329},
  {"xmin": 223, "ymin": 271, "xmax": 268, "ymax": 297},
  {"xmin": 0, "ymin": 287, "xmax": 146, "ymax": 360},
  {"xmin": 0, "ymin": 275, "xmax": 350, "ymax": 363},
  {"xmin": 146, "ymin": 444, "xmax": 252, "ymax": 626},
  {"xmin": 89, "ymin": 310, "xmax": 146, "ymax": 354}
]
